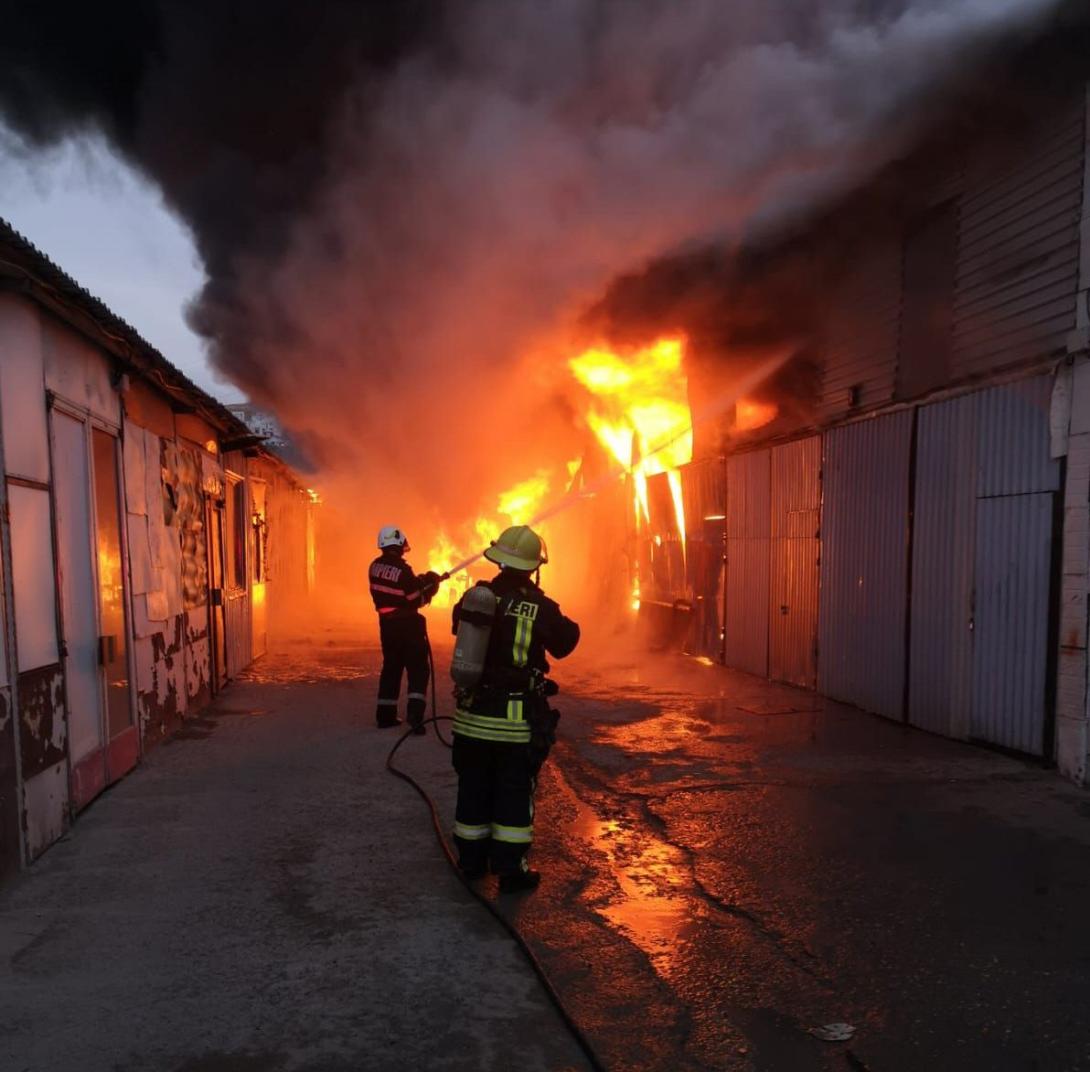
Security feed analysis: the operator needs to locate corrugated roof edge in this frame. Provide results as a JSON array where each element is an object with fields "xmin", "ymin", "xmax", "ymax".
[{"xmin": 0, "ymin": 213, "xmax": 254, "ymax": 442}]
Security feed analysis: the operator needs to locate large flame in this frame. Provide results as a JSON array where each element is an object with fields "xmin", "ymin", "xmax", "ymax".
[
  {"xmin": 427, "ymin": 468, "xmax": 557, "ymax": 608},
  {"xmin": 569, "ymin": 337, "xmax": 692, "ymax": 476},
  {"xmin": 427, "ymin": 337, "xmax": 695, "ymax": 617},
  {"xmin": 569, "ymin": 336, "xmax": 693, "ymax": 595}
]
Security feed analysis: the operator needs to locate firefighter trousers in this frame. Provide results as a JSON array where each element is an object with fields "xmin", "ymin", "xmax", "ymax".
[
  {"xmin": 451, "ymin": 735, "xmax": 535, "ymax": 876},
  {"xmin": 376, "ymin": 615, "xmax": 429, "ymax": 727}
]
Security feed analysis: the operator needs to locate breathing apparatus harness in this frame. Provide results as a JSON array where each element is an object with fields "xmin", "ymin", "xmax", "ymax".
[
  {"xmin": 384, "ymin": 583, "xmax": 600, "ymax": 1071},
  {"xmin": 450, "ymin": 576, "xmax": 561, "ymax": 761}
]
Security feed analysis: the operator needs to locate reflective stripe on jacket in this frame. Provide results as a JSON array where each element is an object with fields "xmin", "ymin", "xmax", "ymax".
[
  {"xmin": 368, "ymin": 551, "xmax": 432, "ymax": 619},
  {"xmin": 450, "ymin": 569, "xmax": 579, "ymax": 743}
]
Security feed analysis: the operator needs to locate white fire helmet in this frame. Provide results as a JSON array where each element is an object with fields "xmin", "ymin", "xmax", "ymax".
[{"xmin": 377, "ymin": 525, "xmax": 410, "ymax": 552}]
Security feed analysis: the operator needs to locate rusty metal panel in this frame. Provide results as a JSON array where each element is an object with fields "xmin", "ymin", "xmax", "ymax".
[
  {"xmin": 909, "ymin": 392, "xmax": 978, "ymax": 738},
  {"xmin": 971, "ymin": 493, "xmax": 1055, "ymax": 756},
  {"xmin": 724, "ymin": 450, "xmax": 770, "ymax": 677},
  {"xmin": 818, "ymin": 238, "xmax": 902, "ymax": 422},
  {"xmin": 976, "ymin": 376, "xmax": 1060, "ymax": 497},
  {"xmin": 769, "ymin": 437, "xmax": 821, "ymax": 688},
  {"xmin": 818, "ymin": 412, "xmax": 913, "ymax": 720},
  {"xmin": 953, "ymin": 97, "xmax": 1085, "ymax": 378}
]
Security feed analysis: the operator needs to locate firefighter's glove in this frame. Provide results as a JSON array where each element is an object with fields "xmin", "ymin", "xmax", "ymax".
[
  {"xmin": 543, "ymin": 678, "xmax": 560, "ymax": 698},
  {"xmin": 419, "ymin": 570, "xmax": 442, "ymax": 602}
]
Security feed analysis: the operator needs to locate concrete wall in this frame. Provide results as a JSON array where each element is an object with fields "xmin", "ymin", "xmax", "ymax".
[{"xmin": 1055, "ymin": 88, "xmax": 1090, "ymax": 783}]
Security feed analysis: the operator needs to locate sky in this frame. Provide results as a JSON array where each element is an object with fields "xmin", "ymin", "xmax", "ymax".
[{"xmin": 0, "ymin": 128, "xmax": 241, "ymax": 403}]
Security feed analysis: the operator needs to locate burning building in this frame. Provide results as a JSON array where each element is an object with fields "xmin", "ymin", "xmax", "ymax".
[
  {"xmin": 603, "ymin": 14, "xmax": 1090, "ymax": 781},
  {"xmin": 0, "ymin": 1, "xmax": 1088, "ymax": 821},
  {"xmin": 0, "ymin": 219, "xmax": 317, "ymax": 881}
]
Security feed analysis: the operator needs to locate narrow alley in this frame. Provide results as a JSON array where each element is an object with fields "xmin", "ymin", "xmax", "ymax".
[{"xmin": 3, "ymin": 633, "xmax": 1088, "ymax": 1072}]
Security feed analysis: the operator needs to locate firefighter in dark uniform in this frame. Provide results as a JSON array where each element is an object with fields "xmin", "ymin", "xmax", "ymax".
[
  {"xmin": 368, "ymin": 525, "xmax": 441, "ymax": 733},
  {"xmin": 450, "ymin": 525, "xmax": 579, "ymax": 892}
]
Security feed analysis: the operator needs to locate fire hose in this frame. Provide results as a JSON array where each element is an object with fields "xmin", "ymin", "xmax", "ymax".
[{"xmin": 384, "ymin": 631, "xmax": 606, "ymax": 1072}]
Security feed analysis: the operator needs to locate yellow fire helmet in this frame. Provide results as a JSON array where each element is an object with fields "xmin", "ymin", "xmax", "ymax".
[{"xmin": 484, "ymin": 524, "xmax": 549, "ymax": 571}]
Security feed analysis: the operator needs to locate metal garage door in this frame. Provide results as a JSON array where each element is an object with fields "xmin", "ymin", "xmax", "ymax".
[
  {"xmin": 724, "ymin": 450, "xmax": 770, "ymax": 677},
  {"xmin": 909, "ymin": 376, "xmax": 1060, "ymax": 753},
  {"xmin": 769, "ymin": 437, "xmax": 820, "ymax": 688},
  {"xmin": 969, "ymin": 377, "xmax": 1060, "ymax": 755},
  {"xmin": 818, "ymin": 411, "xmax": 913, "ymax": 720},
  {"xmin": 909, "ymin": 392, "xmax": 978, "ymax": 738}
]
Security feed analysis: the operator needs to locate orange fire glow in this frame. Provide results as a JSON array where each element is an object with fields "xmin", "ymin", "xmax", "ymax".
[
  {"xmin": 427, "ymin": 469, "xmax": 557, "ymax": 607},
  {"xmin": 568, "ymin": 337, "xmax": 693, "ymax": 476},
  {"xmin": 569, "ymin": 336, "xmax": 694, "ymax": 604},
  {"xmin": 735, "ymin": 397, "xmax": 778, "ymax": 432},
  {"xmin": 427, "ymin": 337, "xmax": 697, "ymax": 618}
]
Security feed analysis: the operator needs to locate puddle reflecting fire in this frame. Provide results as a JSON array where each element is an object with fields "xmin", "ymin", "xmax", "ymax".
[{"xmin": 550, "ymin": 763, "xmax": 698, "ymax": 969}]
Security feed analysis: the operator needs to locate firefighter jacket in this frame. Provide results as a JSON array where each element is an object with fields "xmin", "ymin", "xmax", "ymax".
[
  {"xmin": 450, "ymin": 569, "xmax": 580, "ymax": 744},
  {"xmin": 368, "ymin": 550, "xmax": 438, "ymax": 620}
]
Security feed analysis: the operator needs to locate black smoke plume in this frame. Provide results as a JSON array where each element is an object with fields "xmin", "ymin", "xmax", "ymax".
[{"xmin": 0, "ymin": 1, "xmax": 1081, "ymax": 535}]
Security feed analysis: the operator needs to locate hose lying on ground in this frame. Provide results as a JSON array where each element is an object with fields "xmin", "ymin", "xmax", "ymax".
[{"xmin": 384, "ymin": 638, "xmax": 605, "ymax": 1072}]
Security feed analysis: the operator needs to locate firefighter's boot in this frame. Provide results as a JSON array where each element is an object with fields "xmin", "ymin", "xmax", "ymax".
[{"xmin": 498, "ymin": 868, "xmax": 541, "ymax": 894}]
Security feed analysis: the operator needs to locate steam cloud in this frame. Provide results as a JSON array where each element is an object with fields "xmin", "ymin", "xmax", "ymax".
[{"xmin": 0, "ymin": 0, "xmax": 1072, "ymax": 534}]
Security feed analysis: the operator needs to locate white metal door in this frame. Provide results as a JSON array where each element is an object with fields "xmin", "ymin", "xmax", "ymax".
[{"xmin": 52, "ymin": 411, "xmax": 104, "ymax": 804}]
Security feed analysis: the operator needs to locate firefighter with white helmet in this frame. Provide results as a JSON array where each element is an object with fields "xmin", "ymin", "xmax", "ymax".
[
  {"xmin": 368, "ymin": 525, "xmax": 441, "ymax": 733},
  {"xmin": 449, "ymin": 524, "xmax": 580, "ymax": 892}
]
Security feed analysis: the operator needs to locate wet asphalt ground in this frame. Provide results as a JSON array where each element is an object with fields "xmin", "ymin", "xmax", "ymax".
[{"xmin": 2, "ymin": 629, "xmax": 1090, "ymax": 1071}]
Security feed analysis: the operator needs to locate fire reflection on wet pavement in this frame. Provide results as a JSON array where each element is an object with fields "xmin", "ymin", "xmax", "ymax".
[{"xmin": 499, "ymin": 651, "xmax": 1090, "ymax": 1072}]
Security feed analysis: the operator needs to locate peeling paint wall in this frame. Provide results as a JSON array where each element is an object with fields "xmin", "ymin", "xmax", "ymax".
[
  {"xmin": 125, "ymin": 423, "xmax": 189, "ymax": 747},
  {"xmin": 175, "ymin": 443, "xmax": 209, "ymax": 610},
  {"xmin": 18, "ymin": 663, "xmax": 68, "ymax": 777},
  {"xmin": 0, "ymin": 686, "xmax": 18, "ymax": 881},
  {"xmin": 124, "ymin": 420, "xmax": 226, "ymax": 743},
  {"xmin": 0, "ymin": 238, "xmax": 318, "ymax": 882},
  {"xmin": 185, "ymin": 605, "xmax": 211, "ymax": 710}
]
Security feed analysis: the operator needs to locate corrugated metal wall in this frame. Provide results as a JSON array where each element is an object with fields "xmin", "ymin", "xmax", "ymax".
[
  {"xmin": 724, "ymin": 450, "xmax": 770, "ymax": 677},
  {"xmin": 908, "ymin": 376, "xmax": 1060, "ymax": 752},
  {"xmin": 769, "ymin": 437, "xmax": 821, "ymax": 688},
  {"xmin": 909, "ymin": 392, "xmax": 978, "ymax": 738},
  {"xmin": 682, "ymin": 457, "xmax": 726, "ymax": 660},
  {"xmin": 975, "ymin": 377, "xmax": 1059, "ymax": 498},
  {"xmin": 953, "ymin": 98, "xmax": 1086, "ymax": 379},
  {"xmin": 969, "ymin": 377, "xmax": 1060, "ymax": 755},
  {"xmin": 818, "ymin": 238, "xmax": 902, "ymax": 423},
  {"xmin": 818, "ymin": 412, "xmax": 913, "ymax": 720},
  {"xmin": 971, "ymin": 494, "xmax": 1056, "ymax": 755}
]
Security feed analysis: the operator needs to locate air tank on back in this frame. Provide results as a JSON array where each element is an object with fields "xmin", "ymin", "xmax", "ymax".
[{"xmin": 450, "ymin": 582, "xmax": 498, "ymax": 689}]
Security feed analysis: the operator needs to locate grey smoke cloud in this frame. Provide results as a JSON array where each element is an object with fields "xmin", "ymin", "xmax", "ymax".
[
  {"xmin": 235, "ymin": 1, "xmax": 1057, "ymax": 493},
  {"xmin": 0, "ymin": 0, "xmax": 1068, "ymax": 530}
]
